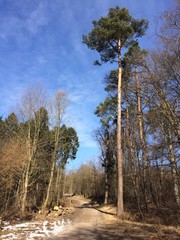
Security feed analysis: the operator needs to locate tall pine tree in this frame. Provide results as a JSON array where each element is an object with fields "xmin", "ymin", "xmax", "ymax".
[{"xmin": 83, "ymin": 6, "xmax": 148, "ymax": 216}]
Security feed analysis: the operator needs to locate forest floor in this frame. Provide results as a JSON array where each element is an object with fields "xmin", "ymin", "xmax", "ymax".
[{"xmin": 0, "ymin": 196, "xmax": 179, "ymax": 239}]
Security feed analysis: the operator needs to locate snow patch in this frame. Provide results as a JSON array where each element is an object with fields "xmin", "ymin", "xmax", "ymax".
[{"xmin": 1, "ymin": 219, "xmax": 71, "ymax": 239}]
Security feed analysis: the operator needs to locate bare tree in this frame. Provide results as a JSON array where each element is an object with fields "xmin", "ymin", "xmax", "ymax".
[
  {"xmin": 17, "ymin": 83, "xmax": 48, "ymax": 213},
  {"xmin": 42, "ymin": 90, "xmax": 67, "ymax": 209}
]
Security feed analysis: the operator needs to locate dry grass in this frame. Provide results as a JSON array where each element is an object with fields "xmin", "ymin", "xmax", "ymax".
[{"xmin": 97, "ymin": 204, "xmax": 180, "ymax": 239}]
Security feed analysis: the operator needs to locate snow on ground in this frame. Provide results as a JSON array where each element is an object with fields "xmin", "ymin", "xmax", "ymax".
[{"xmin": 0, "ymin": 219, "xmax": 71, "ymax": 239}]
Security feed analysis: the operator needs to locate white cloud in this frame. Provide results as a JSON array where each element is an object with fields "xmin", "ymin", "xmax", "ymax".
[
  {"xmin": 65, "ymin": 89, "xmax": 103, "ymax": 149},
  {"xmin": 0, "ymin": 1, "xmax": 49, "ymax": 39},
  {"xmin": 36, "ymin": 55, "xmax": 47, "ymax": 65},
  {"xmin": 25, "ymin": 1, "xmax": 49, "ymax": 34},
  {"xmin": 0, "ymin": 16, "xmax": 24, "ymax": 39},
  {"xmin": 67, "ymin": 115, "xmax": 97, "ymax": 148}
]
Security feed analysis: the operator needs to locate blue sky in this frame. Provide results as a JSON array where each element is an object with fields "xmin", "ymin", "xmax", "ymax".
[{"xmin": 0, "ymin": 0, "xmax": 174, "ymax": 170}]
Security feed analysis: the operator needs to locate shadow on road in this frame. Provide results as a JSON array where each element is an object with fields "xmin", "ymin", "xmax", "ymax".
[
  {"xmin": 94, "ymin": 207, "xmax": 116, "ymax": 216},
  {"xmin": 51, "ymin": 225, "xmax": 146, "ymax": 240},
  {"xmin": 76, "ymin": 203, "xmax": 116, "ymax": 216}
]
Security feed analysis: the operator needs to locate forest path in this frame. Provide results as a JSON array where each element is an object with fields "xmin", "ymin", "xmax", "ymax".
[
  {"xmin": 50, "ymin": 196, "xmax": 180, "ymax": 240},
  {"xmin": 51, "ymin": 196, "xmax": 120, "ymax": 240}
]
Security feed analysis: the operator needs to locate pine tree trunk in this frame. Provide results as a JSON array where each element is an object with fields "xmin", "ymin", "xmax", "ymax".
[
  {"xmin": 104, "ymin": 131, "xmax": 110, "ymax": 205},
  {"xmin": 104, "ymin": 162, "xmax": 108, "ymax": 205},
  {"xmin": 117, "ymin": 37, "xmax": 124, "ymax": 216}
]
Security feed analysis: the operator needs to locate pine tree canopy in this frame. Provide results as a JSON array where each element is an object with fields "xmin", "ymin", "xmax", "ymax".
[{"xmin": 83, "ymin": 6, "xmax": 148, "ymax": 63}]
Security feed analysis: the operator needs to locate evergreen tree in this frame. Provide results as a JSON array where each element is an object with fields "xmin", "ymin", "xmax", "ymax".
[{"xmin": 83, "ymin": 6, "xmax": 148, "ymax": 215}]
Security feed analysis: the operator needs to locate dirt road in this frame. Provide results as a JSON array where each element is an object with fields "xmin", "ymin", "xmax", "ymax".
[
  {"xmin": 51, "ymin": 196, "xmax": 180, "ymax": 240},
  {"xmin": 51, "ymin": 197, "xmax": 119, "ymax": 240}
]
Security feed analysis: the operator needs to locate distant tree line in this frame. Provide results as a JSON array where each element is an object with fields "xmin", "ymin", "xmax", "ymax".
[
  {"xmin": 65, "ymin": 161, "xmax": 104, "ymax": 200},
  {"xmin": 0, "ymin": 85, "xmax": 79, "ymax": 215}
]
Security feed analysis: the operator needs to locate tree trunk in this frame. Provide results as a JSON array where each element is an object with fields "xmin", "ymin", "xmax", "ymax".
[
  {"xmin": 21, "ymin": 125, "xmax": 32, "ymax": 213},
  {"xmin": 117, "ymin": 37, "xmax": 124, "ymax": 216},
  {"xmin": 168, "ymin": 131, "xmax": 180, "ymax": 207},
  {"xmin": 126, "ymin": 105, "xmax": 143, "ymax": 218},
  {"xmin": 135, "ymin": 68, "xmax": 148, "ymax": 210},
  {"xmin": 15, "ymin": 178, "xmax": 22, "ymax": 210},
  {"xmin": 21, "ymin": 164, "xmax": 29, "ymax": 212},
  {"xmin": 55, "ymin": 167, "xmax": 62, "ymax": 206},
  {"xmin": 21, "ymin": 116, "xmax": 42, "ymax": 213},
  {"xmin": 43, "ymin": 125, "xmax": 60, "ymax": 209},
  {"xmin": 63, "ymin": 164, "xmax": 67, "ymax": 197},
  {"xmin": 104, "ymin": 160, "xmax": 109, "ymax": 205}
]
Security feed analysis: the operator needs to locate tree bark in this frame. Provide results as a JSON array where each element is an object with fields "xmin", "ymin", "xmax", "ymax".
[
  {"xmin": 55, "ymin": 167, "xmax": 61, "ymax": 206},
  {"xmin": 104, "ymin": 156, "xmax": 109, "ymax": 205},
  {"xmin": 117, "ymin": 37, "xmax": 124, "ymax": 216},
  {"xmin": 168, "ymin": 131, "xmax": 180, "ymax": 207}
]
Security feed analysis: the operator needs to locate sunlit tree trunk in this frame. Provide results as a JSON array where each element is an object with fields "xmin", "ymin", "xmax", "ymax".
[
  {"xmin": 43, "ymin": 90, "xmax": 67, "ymax": 209},
  {"xmin": 104, "ymin": 155, "xmax": 109, "ymax": 205},
  {"xmin": 21, "ymin": 145, "xmax": 31, "ymax": 212},
  {"xmin": 117, "ymin": 37, "xmax": 124, "ymax": 216},
  {"xmin": 21, "ymin": 106, "xmax": 43, "ymax": 212},
  {"xmin": 17, "ymin": 84, "xmax": 48, "ymax": 213}
]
